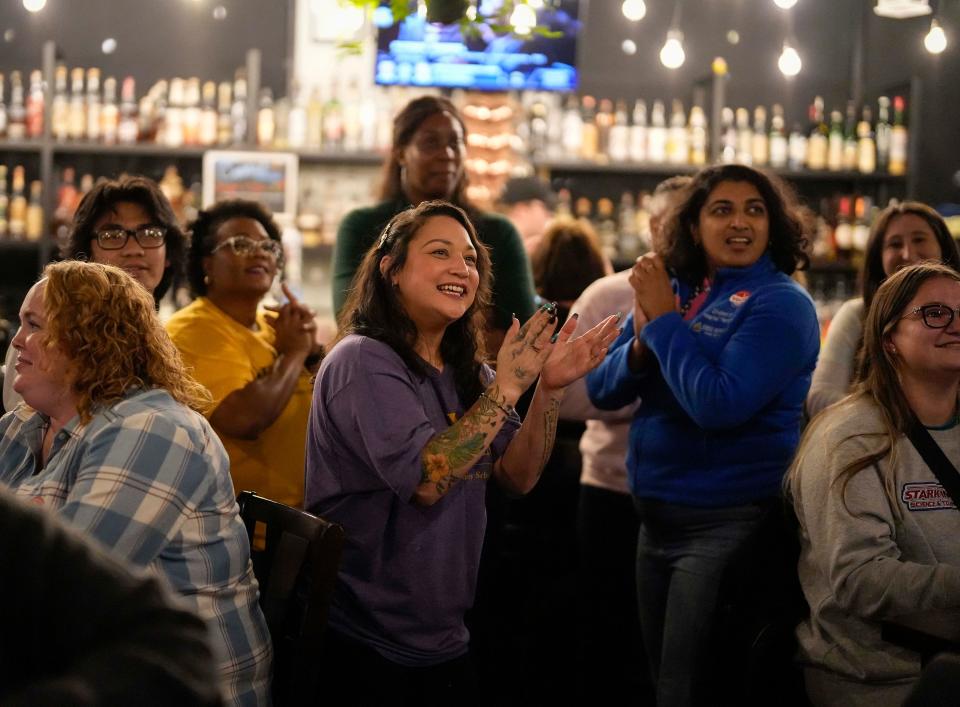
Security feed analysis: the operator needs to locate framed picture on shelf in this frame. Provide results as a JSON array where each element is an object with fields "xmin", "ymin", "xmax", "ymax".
[{"xmin": 202, "ymin": 150, "xmax": 298, "ymax": 219}]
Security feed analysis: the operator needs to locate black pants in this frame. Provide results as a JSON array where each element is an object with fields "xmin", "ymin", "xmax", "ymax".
[{"xmin": 322, "ymin": 628, "xmax": 479, "ymax": 707}]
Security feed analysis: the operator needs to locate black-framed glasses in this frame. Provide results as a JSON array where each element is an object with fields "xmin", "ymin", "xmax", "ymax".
[
  {"xmin": 905, "ymin": 303, "xmax": 960, "ymax": 329},
  {"xmin": 95, "ymin": 226, "xmax": 167, "ymax": 250},
  {"xmin": 211, "ymin": 235, "xmax": 283, "ymax": 261}
]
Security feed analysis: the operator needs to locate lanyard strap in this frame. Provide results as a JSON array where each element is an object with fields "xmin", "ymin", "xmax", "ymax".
[{"xmin": 906, "ymin": 415, "xmax": 960, "ymax": 510}]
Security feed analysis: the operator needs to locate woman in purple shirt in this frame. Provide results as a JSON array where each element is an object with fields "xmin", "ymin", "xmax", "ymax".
[{"xmin": 306, "ymin": 200, "xmax": 619, "ymax": 705}]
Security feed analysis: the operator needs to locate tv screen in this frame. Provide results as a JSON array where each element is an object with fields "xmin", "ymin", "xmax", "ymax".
[{"xmin": 374, "ymin": 0, "xmax": 580, "ymax": 92}]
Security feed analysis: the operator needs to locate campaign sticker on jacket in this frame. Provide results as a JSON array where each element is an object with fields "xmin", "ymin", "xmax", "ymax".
[
  {"xmin": 901, "ymin": 482, "xmax": 957, "ymax": 511},
  {"xmin": 729, "ymin": 290, "xmax": 751, "ymax": 306}
]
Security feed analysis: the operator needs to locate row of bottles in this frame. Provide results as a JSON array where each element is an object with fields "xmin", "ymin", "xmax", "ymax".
[
  {"xmin": 517, "ymin": 92, "xmax": 909, "ymax": 175},
  {"xmin": 0, "ymin": 164, "xmax": 43, "ymax": 241},
  {"xmin": 552, "ymin": 188, "xmax": 656, "ymax": 264}
]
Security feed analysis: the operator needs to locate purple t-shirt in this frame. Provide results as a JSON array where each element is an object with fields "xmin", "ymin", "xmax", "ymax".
[{"xmin": 305, "ymin": 335, "xmax": 519, "ymax": 666}]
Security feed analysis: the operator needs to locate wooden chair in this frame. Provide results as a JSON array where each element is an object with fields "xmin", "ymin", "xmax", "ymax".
[{"xmin": 236, "ymin": 490, "xmax": 345, "ymax": 707}]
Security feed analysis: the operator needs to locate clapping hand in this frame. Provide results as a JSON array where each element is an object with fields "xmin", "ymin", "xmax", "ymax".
[{"xmin": 629, "ymin": 253, "xmax": 676, "ymax": 323}]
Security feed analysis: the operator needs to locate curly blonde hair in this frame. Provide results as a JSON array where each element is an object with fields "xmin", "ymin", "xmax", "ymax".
[{"xmin": 41, "ymin": 261, "xmax": 211, "ymax": 422}]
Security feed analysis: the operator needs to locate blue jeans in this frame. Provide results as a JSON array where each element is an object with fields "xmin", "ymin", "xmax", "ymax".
[{"xmin": 634, "ymin": 497, "xmax": 772, "ymax": 707}]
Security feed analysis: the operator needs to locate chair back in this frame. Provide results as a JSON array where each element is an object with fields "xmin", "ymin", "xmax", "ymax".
[{"xmin": 236, "ymin": 490, "xmax": 345, "ymax": 707}]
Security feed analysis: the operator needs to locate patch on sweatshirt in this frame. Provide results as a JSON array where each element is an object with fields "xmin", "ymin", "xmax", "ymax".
[
  {"xmin": 729, "ymin": 290, "xmax": 751, "ymax": 306},
  {"xmin": 901, "ymin": 482, "xmax": 956, "ymax": 511}
]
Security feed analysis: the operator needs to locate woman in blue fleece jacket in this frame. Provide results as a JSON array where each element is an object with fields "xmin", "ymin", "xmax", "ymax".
[{"xmin": 586, "ymin": 164, "xmax": 820, "ymax": 707}]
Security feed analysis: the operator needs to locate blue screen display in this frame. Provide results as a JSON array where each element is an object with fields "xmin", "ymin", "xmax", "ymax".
[{"xmin": 374, "ymin": 1, "xmax": 580, "ymax": 92}]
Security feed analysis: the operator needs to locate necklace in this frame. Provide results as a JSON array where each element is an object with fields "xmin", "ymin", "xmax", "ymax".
[{"xmin": 679, "ymin": 279, "xmax": 711, "ymax": 317}]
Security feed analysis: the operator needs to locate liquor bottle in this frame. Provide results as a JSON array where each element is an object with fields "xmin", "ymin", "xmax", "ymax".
[
  {"xmin": 117, "ymin": 76, "xmax": 139, "ymax": 144},
  {"xmin": 719, "ymin": 107, "xmax": 737, "ymax": 163},
  {"xmin": 100, "ymin": 76, "xmax": 119, "ymax": 144},
  {"xmin": 0, "ymin": 74, "xmax": 7, "ymax": 140},
  {"xmin": 54, "ymin": 166, "xmax": 79, "ymax": 225},
  {"xmin": 306, "ymin": 86, "xmax": 323, "ymax": 149},
  {"xmin": 164, "ymin": 77, "xmax": 185, "ymax": 147},
  {"xmin": 256, "ymin": 87, "xmax": 275, "ymax": 147},
  {"xmin": 26, "ymin": 70, "xmax": 43, "ymax": 139},
  {"xmin": 827, "ymin": 109, "xmax": 844, "ymax": 172},
  {"xmin": 561, "ymin": 93, "xmax": 582, "ymax": 158},
  {"xmin": 555, "ymin": 187, "xmax": 572, "ymax": 218},
  {"xmin": 67, "ymin": 68, "xmax": 86, "ymax": 140},
  {"xmin": 181, "ymin": 77, "xmax": 201, "ymax": 146},
  {"xmin": 842, "ymin": 101, "xmax": 858, "ymax": 171},
  {"xmin": 359, "ymin": 90, "xmax": 377, "ymax": 152},
  {"xmin": 806, "ymin": 97, "xmax": 829, "ymax": 170},
  {"xmin": 8, "ymin": 165, "xmax": 26, "ymax": 239},
  {"xmin": 751, "ymin": 106, "xmax": 769, "ymax": 167},
  {"xmin": 231, "ymin": 71, "xmax": 247, "ymax": 144},
  {"xmin": 595, "ymin": 197, "xmax": 619, "ymax": 261},
  {"xmin": 666, "ymin": 100, "xmax": 688, "ymax": 165},
  {"xmin": 735, "ymin": 107, "xmax": 752, "ymax": 165},
  {"xmin": 607, "ymin": 99, "xmax": 630, "ymax": 162},
  {"xmin": 851, "ymin": 196, "xmax": 872, "ymax": 254},
  {"xmin": 833, "ymin": 196, "xmax": 853, "ymax": 262},
  {"xmin": 579, "ymin": 95, "xmax": 599, "ymax": 161},
  {"xmin": 7, "ymin": 71, "xmax": 26, "ymax": 141},
  {"xmin": 595, "ymin": 98, "xmax": 614, "ymax": 160},
  {"xmin": 888, "ymin": 95, "xmax": 907, "ymax": 176},
  {"xmin": 198, "ymin": 80, "xmax": 218, "ymax": 146},
  {"xmin": 25, "ymin": 180, "xmax": 42, "ymax": 241},
  {"xmin": 216, "ymin": 81, "xmax": 233, "ymax": 146},
  {"xmin": 875, "ymin": 96, "xmax": 891, "ymax": 172},
  {"xmin": 856, "ymin": 106, "xmax": 876, "ymax": 174},
  {"xmin": 647, "ymin": 99, "xmax": 667, "ymax": 163},
  {"xmin": 618, "ymin": 191, "xmax": 641, "ymax": 260},
  {"xmin": 272, "ymin": 92, "xmax": 290, "ymax": 149},
  {"xmin": 51, "ymin": 64, "xmax": 68, "ymax": 141},
  {"xmin": 688, "ymin": 104, "xmax": 707, "ymax": 166},
  {"xmin": 139, "ymin": 81, "xmax": 162, "ymax": 143},
  {"xmin": 769, "ymin": 104, "xmax": 788, "ymax": 169},
  {"xmin": 629, "ymin": 98, "xmax": 647, "ymax": 162},
  {"xmin": 85, "ymin": 68, "xmax": 101, "ymax": 142},
  {"xmin": 323, "ymin": 80, "xmax": 344, "ymax": 149},
  {"xmin": 287, "ymin": 81, "xmax": 307, "ymax": 149},
  {"xmin": 788, "ymin": 123, "xmax": 807, "ymax": 171}
]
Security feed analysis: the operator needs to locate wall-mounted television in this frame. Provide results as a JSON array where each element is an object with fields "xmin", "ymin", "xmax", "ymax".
[{"xmin": 373, "ymin": 0, "xmax": 580, "ymax": 92}]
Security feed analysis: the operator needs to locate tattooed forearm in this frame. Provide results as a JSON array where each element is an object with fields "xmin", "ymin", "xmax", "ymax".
[{"xmin": 538, "ymin": 397, "xmax": 561, "ymax": 474}]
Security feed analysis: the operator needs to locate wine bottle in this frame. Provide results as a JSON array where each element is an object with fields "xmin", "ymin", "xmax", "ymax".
[{"xmin": 888, "ymin": 95, "xmax": 907, "ymax": 176}]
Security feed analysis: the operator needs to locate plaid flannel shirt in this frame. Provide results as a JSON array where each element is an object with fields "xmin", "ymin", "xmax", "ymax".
[{"xmin": 0, "ymin": 388, "xmax": 272, "ymax": 706}]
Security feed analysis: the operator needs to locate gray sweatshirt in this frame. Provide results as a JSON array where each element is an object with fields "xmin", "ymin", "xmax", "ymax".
[{"xmin": 792, "ymin": 396, "xmax": 960, "ymax": 702}]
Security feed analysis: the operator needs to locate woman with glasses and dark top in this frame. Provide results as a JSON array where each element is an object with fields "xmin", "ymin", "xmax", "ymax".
[
  {"xmin": 166, "ymin": 199, "xmax": 320, "ymax": 510},
  {"xmin": 587, "ymin": 164, "xmax": 820, "ymax": 706},
  {"xmin": 332, "ymin": 95, "xmax": 536, "ymax": 355},
  {"xmin": 307, "ymin": 201, "xmax": 620, "ymax": 705},
  {"xmin": 807, "ymin": 202, "xmax": 960, "ymax": 418},
  {"xmin": 3, "ymin": 175, "xmax": 187, "ymax": 412},
  {"xmin": 788, "ymin": 262, "xmax": 960, "ymax": 706}
]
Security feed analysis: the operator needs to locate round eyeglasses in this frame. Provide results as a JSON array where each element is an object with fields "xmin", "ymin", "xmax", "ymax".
[
  {"xmin": 905, "ymin": 303, "xmax": 960, "ymax": 329},
  {"xmin": 95, "ymin": 226, "xmax": 167, "ymax": 250},
  {"xmin": 210, "ymin": 235, "xmax": 283, "ymax": 261}
]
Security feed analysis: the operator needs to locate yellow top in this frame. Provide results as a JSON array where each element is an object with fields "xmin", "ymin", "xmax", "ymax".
[{"xmin": 166, "ymin": 296, "xmax": 312, "ymax": 509}]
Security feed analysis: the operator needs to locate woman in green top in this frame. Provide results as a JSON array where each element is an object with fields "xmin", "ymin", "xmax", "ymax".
[{"xmin": 333, "ymin": 95, "xmax": 536, "ymax": 355}]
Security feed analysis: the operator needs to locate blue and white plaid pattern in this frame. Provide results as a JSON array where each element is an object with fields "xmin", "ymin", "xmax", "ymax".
[{"xmin": 0, "ymin": 389, "xmax": 272, "ymax": 706}]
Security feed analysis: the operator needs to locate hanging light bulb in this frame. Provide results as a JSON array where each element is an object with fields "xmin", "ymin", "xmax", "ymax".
[
  {"xmin": 622, "ymin": 0, "xmax": 647, "ymax": 21},
  {"xmin": 22, "ymin": 0, "xmax": 46, "ymax": 11},
  {"xmin": 773, "ymin": 0, "xmax": 798, "ymax": 9},
  {"xmin": 778, "ymin": 42, "xmax": 802, "ymax": 76},
  {"xmin": 510, "ymin": 3, "xmax": 537, "ymax": 35},
  {"xmin": 924, "ymin": 18, "xmax": 947, "ymax": 54},
  {"xmin": 660, "ymin": 30, "xmax": 685, "ymax": 69}
]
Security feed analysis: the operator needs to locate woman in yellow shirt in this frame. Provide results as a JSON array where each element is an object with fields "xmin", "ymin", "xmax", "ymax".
[{"xmin": 167, "ymin": 199, "xmax": 321, "ymax": 508}]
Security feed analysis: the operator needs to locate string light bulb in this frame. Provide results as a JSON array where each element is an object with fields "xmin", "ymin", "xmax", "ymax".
[
  {"xmin": 773, "ymin": 0, "xmax": 798, "ymax": 9},
  {"xmin": 622, "ymin": 0, "xmax": 647, "ymax": 21},
  {"xmin": 778, "ymin": 42, "xmax": 802, "ymax": 76},
  {"xmin": 660, "ymin": 30, "xmax": 685, "ymax": 69},
  {"xmin": 924, "ymin": 18, "xmax": 947, "ymax": 54},
  {"xmin": 22, "ymin": 0, "xmax": 46, "ymax": 11}
]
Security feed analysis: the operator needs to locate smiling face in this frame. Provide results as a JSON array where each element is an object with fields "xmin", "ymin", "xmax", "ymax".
[
  {"xmin": 881, "ymin": 213, "xmax": 944, "ymax": 278},
  {"xmin": 10, "ymin": 281, "xmax": 77, "ymax": 418},
  {"xmin": 889, "ymin": 276, "xmax": 960, "ymax": 380},
  {"xmin": 398, "ymin": 111, "xmax": 466, "ymax": 205},
  {"xmin": 202, "ymin": 216, "xmax": 279, "ymax": 299},
  {"xmin": 89, "ymin": 201, "xmax": 169, "ymax": 294},
  {"xmin": 384, "ymin": 215, "xmax": 480, "ymax": 334},
  {"xmin": 694, "ymin": 180, "xmax": 770, "ymax": 275}
]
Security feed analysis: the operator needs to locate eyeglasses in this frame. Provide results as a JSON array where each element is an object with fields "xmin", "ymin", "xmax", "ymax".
[
  {"xmin": 210, "ymin": 236, "xmax": 283, "ymax": 261},
  {"xmin": 905, "ymin": 303, "xmax": 960, "ymax": 329},
  {"xmin": 95, "ymin": 226, "xmax": 166, "ymax": 250}
]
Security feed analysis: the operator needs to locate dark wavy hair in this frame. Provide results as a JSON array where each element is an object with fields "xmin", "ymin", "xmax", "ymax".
[
  {"xmin": 380, "ymin": 95, "xmax": 472, "ymax": 211},
  {"xmin": 336, "ymin": 200, "xmax": 492, "ymax": 407},
  {"xmin": 860, "ymin": 201, "xmax": 960, "ymax": 313},
  {"xmin": 61, "ymin": 175, "xmax": 186, "ymax": 302},
  {"xmin": 185, "ymin": 199, "xmax": 283, "ymax": 297},
  {"xmin": 662, "ymin": 164, "xmax": 809, "ymax": 286},
  {"xmin": 531, "ymin": 217, "xmax": 607, "ymax": 304}
]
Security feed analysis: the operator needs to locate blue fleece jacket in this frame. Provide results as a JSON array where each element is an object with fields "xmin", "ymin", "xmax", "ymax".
[{"xmin": 586, "ymin": 255, "xmax": 820, "ymax": 507}]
